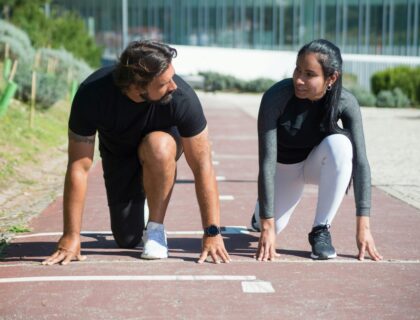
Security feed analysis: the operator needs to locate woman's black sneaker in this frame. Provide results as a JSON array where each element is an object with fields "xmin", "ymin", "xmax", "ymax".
[{"xmin": 308, "ymin": 225, "xmax": 337, "ymax": 260}]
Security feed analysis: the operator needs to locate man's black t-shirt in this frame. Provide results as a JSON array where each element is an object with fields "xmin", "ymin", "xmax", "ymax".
[
  {"xmin": 68, "ymin": 66, "xmax": 207, "ymax": 204},
  {"xmin": 69, "ymin": 66, "xmax": 207, "ymax": 158}
]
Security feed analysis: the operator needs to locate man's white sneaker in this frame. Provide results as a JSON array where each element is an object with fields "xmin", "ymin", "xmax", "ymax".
[{"xmin": 141, "ymin": 222, "xmax": 168, "ymax": 260}]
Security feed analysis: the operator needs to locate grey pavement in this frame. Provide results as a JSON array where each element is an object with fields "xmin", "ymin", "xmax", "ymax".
[{"xmin": 197, "ymin": 91, "xmax": 420, "ymax": 210}]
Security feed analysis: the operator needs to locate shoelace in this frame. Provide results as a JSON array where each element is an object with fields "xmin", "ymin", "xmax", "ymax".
[{"xmin": 313, "ymin": 228, "xmax": 331, "ymax": 245}]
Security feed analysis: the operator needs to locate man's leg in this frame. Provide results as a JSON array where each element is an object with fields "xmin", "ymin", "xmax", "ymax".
[
  {"xmin": 109, "ymin": 199, "xmax": 146, "ymax": 248},
  {"xmin": 138, "ymin": 130, "xmax": 182, "ymax": 223},
  {"xmin": 138, "ymin": 129, "xmax": 182, "ymax": 259},
  {"xmin": 102, "ymin": 154, "xmax": 147, "ymax": 249}
]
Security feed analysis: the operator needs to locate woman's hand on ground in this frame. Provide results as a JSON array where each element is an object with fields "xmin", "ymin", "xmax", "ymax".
[
  {"xmin": 356, "ymin": 216, "xmax": 383, "ymax": 261},
  {"xmin": 256, "ymin": 218, "xmax": 279, "ymax": 261}
]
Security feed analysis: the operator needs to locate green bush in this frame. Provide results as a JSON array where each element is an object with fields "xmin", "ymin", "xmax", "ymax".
[
  {"xmin": 0, "ymin": 21, "xmax": 92, "ymax": 109},
  {"xmin": 371, "ymin": 66, "xmax": 420, "ymax": 106},
  {"xmin": 347, "ymin": 86, "xmax": 376, "ymax": 107},
  {"xmin": 38, "ymin": 48, "xmax": 92, "ymax": 83},
  {"xmin": 4, "ymin": 1, "xmax": 102, "ymax": 67},
  {"xmin": 0, "ymin": 19, "xmax": 35, "ymax": 64},
  {"xmin": 376, "ymin": 90, "xmax": 395, "ymax": 108},
  {"xmin": 199, "ymin": 72, "xmax": 241, "ymax": 91},
  {"xmin": 376, "ymin": 87, "xmax": 411, "ymax": 108},
  {"xmin": 14, "ymin": 62, "xmax": 68, "ymax": 108},
  {"xmin": 342, "ymin": 73, "xmax": 358, "ymax": 88},
  {"xmin": 243, "ymin": 78, "xmax": 276, "ymax": 93},
  {"xmin": 198, "ymin": 71, "xmax": 275, "ymax": 93}
]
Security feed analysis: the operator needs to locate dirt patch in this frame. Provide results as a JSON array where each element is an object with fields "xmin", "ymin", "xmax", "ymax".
[{"xmin": 0, "ymin": 144, "xmax": 68, "ymax": 239}]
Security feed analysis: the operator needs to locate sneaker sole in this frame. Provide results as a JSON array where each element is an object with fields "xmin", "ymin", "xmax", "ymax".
[
  {"xmin": 310, "ymin": 252, "xmax": 337, "ymax": 260},
  {"xmin": 140, "ymin": 254, "xmax": 168, "ymax": 260}
]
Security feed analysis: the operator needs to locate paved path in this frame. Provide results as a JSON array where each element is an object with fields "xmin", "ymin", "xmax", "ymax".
[{"xmin": 1, "ymin": 94, "xmax": 420, "ymax": 319}]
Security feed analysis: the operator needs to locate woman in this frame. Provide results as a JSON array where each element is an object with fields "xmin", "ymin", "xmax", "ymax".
[{"xmin": 252, "ymin": 39, "xmax": 382, "ymax": 261}]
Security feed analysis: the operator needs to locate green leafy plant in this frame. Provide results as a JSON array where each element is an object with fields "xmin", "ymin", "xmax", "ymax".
[
  {"xmin": 347, "ymin": 86, "xmax": 376, "ymax": 107},
  {"xmin": 376, "ymin": 87, "xmax": 411, "ymax": 108},
  {"xmin": 371, "ymin": 66, "xmax": 420, "ymax": 106},
  {"xmin": 198, "ymin": 71, "xmax": 275, "ymax": 93},
  {"xmin": 2, "ymin": 0, "xmax": 102, "ymax": 67},
  {"xmin": 8, "ymin": 225, "xmax": 31, "ymax": 233}
]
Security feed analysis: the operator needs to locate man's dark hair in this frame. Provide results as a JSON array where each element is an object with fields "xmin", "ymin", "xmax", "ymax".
[{"xmin": 113, "ymin": 40, "xmax": 177, "ymax": 91}]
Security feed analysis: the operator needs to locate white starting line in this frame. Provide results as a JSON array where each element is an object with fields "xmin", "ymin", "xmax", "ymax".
[
  {"xmin": 0, "ymin": 275, "xmax": 275, "ymax": 293},
  {"xmin": 0, "ymin": 275, "xmax": 255, "ymax": 283},
  {"xmin": 219, "ymin": 195, "xmax": 234, "ymax": 200},
  {"xmin": 12, "ymin": 226, "xmax": 251, "ymax": 239}
]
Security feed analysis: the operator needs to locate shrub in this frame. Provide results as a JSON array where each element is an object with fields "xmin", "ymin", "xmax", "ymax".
[
  {"xmin": 198, "ymin": 71, "xmax": 275, "ymax": 93},
  {"xmin": 0, "ymin": 19, "xmax": 35, "ymax": 64},
  {"xmin": 38, "ymin": 48, "xmax": 92, "ymax": 83},
  {"xmin": 371, "ymin": 66, "xmax": 420, "ymax": 106},
  {"xmin": 342, "ymin": 73, "xmax": 358, "ymax": 88},
  {"xmin": 0, "ymin": 19, "xmax": 32, "ymax": 49},
  {"xmin": 14, "ymin": 62, "xmax": 68, "ymax": 108},
  {"xmin": 376, "ymin": 90, "xmax": 395, "ymax": 108},
  {"xmin": 393, "ymin": 87, "xmax": 411, "ymax": 108},
  {"xmin": 376, "ymin": 87, "xmax": 411, "ymax": 108},
  {"xmin": 199, "ymin": 72, "xmax": 240, "ymax": 91},
  {"xmin": 0, "ymin": 21, "xmax": 92, "ymax": 108},
  {"xmin": 243, "ymin": 78, "xmax": 276, "ymax": 93},
  {"xmin": 6, "ymin": 1, "xmax": 102, "ymax": 67},
  {"xmin": 347, "ymin": 86, "xmax": 376, "ymax": 107}
]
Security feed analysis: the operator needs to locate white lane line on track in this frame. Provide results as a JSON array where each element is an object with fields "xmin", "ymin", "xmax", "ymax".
[
  {"xmin": 2, "ymin": 259, "xmax": 420, "ymax": 269},
  {"xmin": 242, "ymin": 281, "xmax": 275, "ymax": 293},
  {"xmin": 219, "ymin": 195, "xmax": 234, "ymax": 200},
  {"xmin": 216, "ymin": 176, "xmax": 226, "ymax": 181},
  {"xmin": 12, "ymin": 226, "xmax": 251, "ymax": 239},
  {"xmin": 0, "ymin": 275, "xmax": 256, "ymax": 284}
]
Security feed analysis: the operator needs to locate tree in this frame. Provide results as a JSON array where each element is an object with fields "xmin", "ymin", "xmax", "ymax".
[{"xmin": 0, "ymin": 0, "xmax": 102, "ymax": 67}]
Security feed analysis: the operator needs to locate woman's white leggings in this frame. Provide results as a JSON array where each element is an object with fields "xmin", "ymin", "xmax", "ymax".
[{"xmin": 255, "ymin": 134, "xmax": 353, "ymax": 234}]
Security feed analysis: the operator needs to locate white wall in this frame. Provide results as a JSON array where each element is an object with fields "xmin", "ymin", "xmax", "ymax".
[
  {"xmin": 172, "ymin": 45, "xmax": 297, "ymax": 81},
  {"xmin": 172, "ymin": 45, "xmax": 420, "ymax": 90}
]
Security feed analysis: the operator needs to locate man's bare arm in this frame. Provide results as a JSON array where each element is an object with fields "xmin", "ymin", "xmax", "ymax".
[
  {"xmin": 42, "ymin": 129, "xmax": 95, "ymax": 265},
  {"xmin": 182, "ymin": 126, "xmax": 230, "ymax": 263}
]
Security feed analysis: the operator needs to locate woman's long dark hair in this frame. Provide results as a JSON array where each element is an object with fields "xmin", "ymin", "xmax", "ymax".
[
  {"xmin": 298, "ymin": 39, "xmax": 354, "ymax": 189},
  {"xmin": 297, "ymin": 39, "xmax": 348, "ymax": 138}
]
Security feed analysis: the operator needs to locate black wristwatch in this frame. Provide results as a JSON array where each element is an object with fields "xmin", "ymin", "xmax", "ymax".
[{"xmin": 204, "ymin": 224, "xmax": 221, "ymax": 237}]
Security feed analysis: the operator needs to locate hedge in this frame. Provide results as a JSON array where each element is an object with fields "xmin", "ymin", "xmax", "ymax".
[{"xmin": 371, "ymin": 66, "xmax": 420, "ymax": 106}]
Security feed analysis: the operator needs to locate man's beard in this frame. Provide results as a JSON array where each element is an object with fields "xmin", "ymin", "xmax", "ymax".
[{"xmin": 140, "ymin": 91, "xmax": 174, "ymax": 105}]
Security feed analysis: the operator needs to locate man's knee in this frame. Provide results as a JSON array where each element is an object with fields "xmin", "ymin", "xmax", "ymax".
[
  {"xmin": 113, "ymin": 229, "xmax": 143, "ymax": 249},
  {"xmin": 109, "ymin": 199, "xmax": 145, "ymax": 249},
  {"xmin": 139, "ymin": 132, "xmax": 177, "ymax": 165}
]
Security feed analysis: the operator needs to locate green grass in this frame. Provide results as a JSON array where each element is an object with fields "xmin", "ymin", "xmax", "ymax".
[
  {"xmin": 0, "ymin": 99, "xmax": 69, "ymax": 187},
  {"xmin": 8, "ymin": 225, "xmax": 31, "ymax": 233}
]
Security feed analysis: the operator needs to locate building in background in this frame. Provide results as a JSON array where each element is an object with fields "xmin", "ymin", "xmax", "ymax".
[
  {"xmin": 52, "ymin": 0, "xmax": 419, "ymax": 57},
  {"xmin": 50, "ymin": 0, "xmax": 419, "ymax": 89}
]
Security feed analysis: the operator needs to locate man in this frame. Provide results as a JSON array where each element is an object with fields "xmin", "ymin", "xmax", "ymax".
[{"xmin": 42, "ymin": 40, "xmax": 230, "ymax": 265}]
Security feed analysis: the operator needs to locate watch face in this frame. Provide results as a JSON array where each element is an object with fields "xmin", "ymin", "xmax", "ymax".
[{"xmin": 206, "ymin": 225, "xmax": 220, "ymax": 236}]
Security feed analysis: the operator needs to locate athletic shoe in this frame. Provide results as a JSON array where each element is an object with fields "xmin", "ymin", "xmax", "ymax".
[
  {"xmin": 141, "ymin": 221, "xmax": 168, "ymax": 259},
  {"xmin": 308, "ymin": 225, "xmax": 337, "ymax": 260},
  {"xmin": 250, "ymin": 212, "xmax": 261, "ymax": 232}
]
